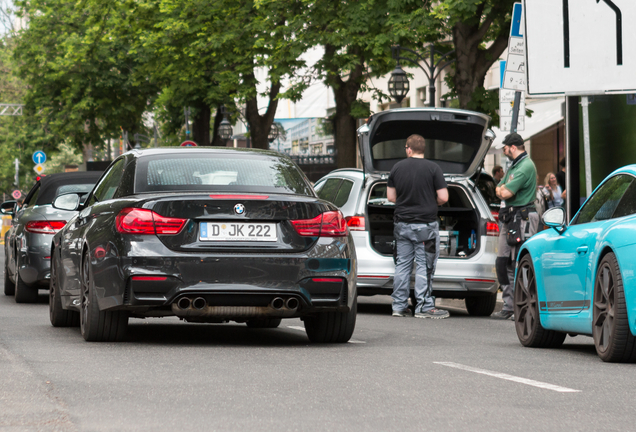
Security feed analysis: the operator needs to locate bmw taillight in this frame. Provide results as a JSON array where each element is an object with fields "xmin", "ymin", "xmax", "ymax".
[
  {"xmin": 345, "ymin": 215, "xmax": 366, "ymax": 231},
  {"xmin": 291, "ymin": 210, "xmax": 347, "ymax": 237},
  {"xmin": 116, "ymin": 208, "xmax": 186, "ymax": 235},
  {"xmin": 25, "ymin": 220, "xmax": 67, "ymax": 234},
  {"xmin": 486, "ymin": 221, "xmax": 499, "ymax": 236}
]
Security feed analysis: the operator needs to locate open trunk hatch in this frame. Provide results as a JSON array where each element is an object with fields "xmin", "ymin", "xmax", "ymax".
[{"xmin": 358, "ymin": 108, "xmax": 492, "ymax": 178}]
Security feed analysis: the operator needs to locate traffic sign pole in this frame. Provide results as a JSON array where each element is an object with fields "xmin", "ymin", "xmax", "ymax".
[{"xmin": 510, "ymin": 91, "xmax": 522, "ymax": 133}]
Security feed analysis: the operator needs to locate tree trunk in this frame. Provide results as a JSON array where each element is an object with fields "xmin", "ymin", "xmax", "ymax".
[
  {"xmin": 210, "ymin": 106, "xmax": 225, "ymax": 147},
  {"xmin": 325, "ymin": 45, "xmax": 364, "ymax": 169},
  {"xmin": 452, "ymin": 4, "xmax": 512, "ymax": 108},
  {"xmin": 192, "ymin": 103, "xmax": 211, "ymax": 146},
  {"xmin": 244, "ymin": 72, "xmax": 280, "ymax": 150}
]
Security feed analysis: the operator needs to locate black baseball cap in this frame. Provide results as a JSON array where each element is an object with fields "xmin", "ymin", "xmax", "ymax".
[{"xmin": 495, "ymin": 132, "xmax": 524, "ymax": 149}]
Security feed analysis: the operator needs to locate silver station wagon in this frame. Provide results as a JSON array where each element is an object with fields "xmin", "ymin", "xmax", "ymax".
[{"xmin": 314, "ymin": 108, "xmax": 500, "ymax": 316}]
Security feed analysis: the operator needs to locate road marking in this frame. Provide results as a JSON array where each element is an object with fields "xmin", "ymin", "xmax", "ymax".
[
  {"xmin": 434, "ymin": 362, "xmax": 581, "ymax": 393},
  {"xmin": 286, "ymin": 325, "xmax": 366, "ymax": 344}
]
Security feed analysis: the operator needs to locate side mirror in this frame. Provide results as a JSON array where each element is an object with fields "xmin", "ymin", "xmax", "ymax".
[
  {"xmin": 0, "ymin": 200, "xmax": 17, "ymax": 216},
  {"xmin": 543, "ymin": 207, "xmax": 566, "ymax": 233},
  {"xmin": 53, "ymin": 193, "xmax": 81, "ymax": 211}
]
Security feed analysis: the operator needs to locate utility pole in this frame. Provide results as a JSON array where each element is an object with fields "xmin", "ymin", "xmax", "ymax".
[{"xmin": 14, "ymin": 158, "xmax": 19, "ymax": 188}]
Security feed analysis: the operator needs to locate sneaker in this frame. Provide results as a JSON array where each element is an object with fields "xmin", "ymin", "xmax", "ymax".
[
  {"xmin": 491, "ymin": 310, "xmax": 514, "ymax": 320},
  {"xmin": 414, "ymin": 308, "xmax": 450, "ymax": 319},
  {"xmin": 392, "ymin": 308, "xmax": 412, "ymax": 317}
]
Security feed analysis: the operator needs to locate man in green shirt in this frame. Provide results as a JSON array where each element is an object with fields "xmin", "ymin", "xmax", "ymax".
[{"xmin": 491, "ymin": 133, "xmax": 540, "ymax": 320}]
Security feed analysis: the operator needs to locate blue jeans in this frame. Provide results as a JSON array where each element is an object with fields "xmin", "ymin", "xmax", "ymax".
[{"xmin": 392, "ymin": 221, "xmax": 440, "ymax": 314}]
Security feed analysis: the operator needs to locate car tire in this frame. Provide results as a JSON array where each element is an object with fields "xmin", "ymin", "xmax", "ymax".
[
  {"xmin": 465, "ymin": 293, "xmax": 497, "ymax": 316},
  {"xmin": 49, "ymin": 251, "xmax": 79, "ymax": 327},
  {"xmin": 80, "ymin": 251, "xmax": 128, "ymax": 342},
  {"xmin": 14, "ymin": 261, "xmax": 39, "ymax": 303},
  {"xmin": 4, "ymin": 260, "xmax": 15, "ymax": 296},
  {"xmin": 246, "ymin": 318, "xmax": 282, "ymax": 328},
  {"xmin": 592, "ymin": 253, "xmax": 636, "ymax": 362},
  {"xmin": 514, "ymin": 255, "xmax": 566, "ymax": 348},
  {"xmin": 304, "ymin": 297, "xmax": 357, "ymax": 343}
]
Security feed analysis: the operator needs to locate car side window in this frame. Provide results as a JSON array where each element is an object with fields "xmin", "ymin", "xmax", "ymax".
[
  {"xmin": 22, "ymin": 183, "xmax": 41, "ymax": 208},
  {"xmin": 332, "ymin": 179, "xmax": 354, "ymax": 208},
  {"xmin": 573, "ymin": 174, "xmax": 633, "ymax": 225},
  {"xmin": 87, "ymin": 159, "xmax": 126, "ymax": 205},
  {"xmin": 316, "ymin": 178, "xmax": 342, "ymax": 203},
  {"xmin": 611, "ymin": 177, "xmax": 636, "ymax": 218}
]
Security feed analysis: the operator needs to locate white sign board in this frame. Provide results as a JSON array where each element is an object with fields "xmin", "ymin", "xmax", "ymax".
[
  {"xmin": 503, "ymin": 3, "xmax": 527, "ymax": 91},
  {"xmin": 499, "ymin": 60, "xmax": 525, "ymax": 131},
  {"xmin": 525, "ymin": 0, "xmax": 636, "ymax": 95}
]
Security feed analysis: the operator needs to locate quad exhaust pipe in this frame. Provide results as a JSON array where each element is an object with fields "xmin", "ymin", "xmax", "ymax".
[
  {"xmin": 192, "ymin": 297, "xmax": 207, "ymax": 310},
  {"xmin": 173, "ymin": 295, "xmax": 301, "ymax": 317}
]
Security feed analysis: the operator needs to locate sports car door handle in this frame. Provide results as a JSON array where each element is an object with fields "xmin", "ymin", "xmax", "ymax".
[{"xmin": 577, "ymin": 246, "xmax": 589, "ymax": 255}]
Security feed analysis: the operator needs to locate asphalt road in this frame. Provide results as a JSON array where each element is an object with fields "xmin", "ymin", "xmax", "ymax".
[{"xmin": 1, "ymin": 247, "xmax": 634, "ymax": 432}]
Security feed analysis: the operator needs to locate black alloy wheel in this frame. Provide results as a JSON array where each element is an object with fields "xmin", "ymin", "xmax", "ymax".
[
  {"xmin": 514, "ymin": 255, "xmax": 566, "ymax": 348},
  {"xmin": 304, "ymin": 297, "xmax": 357, "ymax": 343},
  {"xmin": 80, "ymin": 251, "xmax": 128, "ymax": 342},
  {"xmin": 49, "ymin": 250, "xmax": 79, "ymax": 327},
  {"xmin": 4, "ymin": 256, "xmax": 14, "ymax": 296},
  {"xmin": 14, "ymin": 257, "xmax": 39, "ymax": 304},
  {"xmin": 465, "ymin": 293, "xmax": 498, "ymax": 316},
  {"xmin": 592, "ymin": 253, "xmax": 636, "ymax": 362}
]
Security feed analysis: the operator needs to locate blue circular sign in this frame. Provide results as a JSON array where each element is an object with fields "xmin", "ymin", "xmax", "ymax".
[{"xmin": 32, "ymin": 150, "xmax": 46, "ymax": 164}]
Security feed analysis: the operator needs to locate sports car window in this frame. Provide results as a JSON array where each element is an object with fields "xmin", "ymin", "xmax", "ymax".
[
  {"xmin": 88, "ymin": 159, "xmax": 126, "ymax": 204},
  {"xmin": 22, "ymin": 183, "xmax": 40, "ymax": 208},
  {"xmin": 573, "ymin": 175, "xmax": 633, "ymax": 225},
  {"xmin": 610, "ymin": 177, "xmax": 636, "ymax": 218},
  {"xmin": 135, "ymin": 153, "xmax": 313, "ymax": 196}
]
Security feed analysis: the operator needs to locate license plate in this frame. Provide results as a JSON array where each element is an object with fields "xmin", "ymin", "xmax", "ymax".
[{"xmin": 200, "ymin": 222, "xmax": 277, "ymax": 241}]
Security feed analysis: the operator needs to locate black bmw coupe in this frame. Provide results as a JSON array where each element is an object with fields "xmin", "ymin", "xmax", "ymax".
[{"xmin": 49, "ymin": 147, "xmax": 357, "ymax": 343}]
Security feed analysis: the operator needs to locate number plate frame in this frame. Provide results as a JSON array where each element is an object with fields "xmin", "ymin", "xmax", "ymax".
[{"xmin": 199, "ymin": 222, "xmax": 277, "ymax": 242}]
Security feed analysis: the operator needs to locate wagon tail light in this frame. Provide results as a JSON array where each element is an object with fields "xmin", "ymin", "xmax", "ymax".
[
  {"xmin": 291, "ymin": 210, "xmax": 348, "ymax": 237},
  {"xmin": 116, "ymin": 208, "xmax": 187, "ymax": 235},
  {"xmin": 345, "ymin": 215, "xmax": 366, "ymax": 231},
  {"xmin": 25, "ymin": 220, "xmax": 67, "ymax": 234},
  {"xmin": 486, "ymin": 221, "xmax": 499, "ymax": 236}
]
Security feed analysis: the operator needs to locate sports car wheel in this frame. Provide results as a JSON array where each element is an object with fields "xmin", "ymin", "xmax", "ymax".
[
  {"xmin": 514, "ymin": 255, "xmax": 566, "ymax": 348},
  {"xmin": 49, "ymin": 251, "xmax": 79, "ymax": 327},
  {"xmin": 246, "ymin": 318, "xmax": 282, "ymax": 328},
  {"xmin": 80, "ymin": 251, "xmax": 128, "ymax": 342},
  {"xmin": 14, "ymin": 258, "xmax": 39, "ymax": 303},
  {"xmin": 4, "ymin": 258, "xmax": 14, "ymax": 296},
  {"xmin": 304, "ymin": 297, "xmax": 357, "ymax": 343},
  {"xmin": 465, "ymin": 293, "xmax": 497, "ymax": 316},
  {"xmin": 592, "ymin": 253, "xmax": 636, "ymax": 362}
]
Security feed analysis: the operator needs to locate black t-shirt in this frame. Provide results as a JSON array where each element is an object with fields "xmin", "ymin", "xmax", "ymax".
[
  {"xmin": 388, "ymin": 158, "xmax": 447, "ymax": 223},
  {"xmin": 556, "ymin": 170, "xmax": 566, "ymax": 190}
]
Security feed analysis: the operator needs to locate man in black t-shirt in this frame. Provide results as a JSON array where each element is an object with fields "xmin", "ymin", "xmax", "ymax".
[{"xmin": 387, "ymin": 134, "xmax": 450, "ymax": 319}]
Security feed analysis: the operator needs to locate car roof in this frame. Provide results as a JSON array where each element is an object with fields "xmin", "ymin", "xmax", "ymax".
[
  {"xmin": 36, "ymin": 171, "xmax": 103, "ymax": 205},
  {"xmin": 126, "ymin": 147, "xmax": 286, "ymax": 158}
]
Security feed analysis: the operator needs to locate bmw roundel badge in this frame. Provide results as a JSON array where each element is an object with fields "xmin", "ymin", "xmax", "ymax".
[{"xmin": 234, "ymin": 203, "xmax": 245, "ymax": 215}]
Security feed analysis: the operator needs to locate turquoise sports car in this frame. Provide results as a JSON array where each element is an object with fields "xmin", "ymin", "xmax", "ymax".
[{"xmin": 515, "ymin": 165, "xmax": 636, "ymax": 362}]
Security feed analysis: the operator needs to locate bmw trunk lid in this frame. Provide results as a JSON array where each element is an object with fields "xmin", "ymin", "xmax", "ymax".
[{"xmin": 357, "ymin": 108, "xmax": 494, "ymax": 179}]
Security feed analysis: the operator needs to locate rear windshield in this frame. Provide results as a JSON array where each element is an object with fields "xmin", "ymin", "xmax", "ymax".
[{"xmin": 134, "ymin": 153, "xmax": 313, "ymax": 196}]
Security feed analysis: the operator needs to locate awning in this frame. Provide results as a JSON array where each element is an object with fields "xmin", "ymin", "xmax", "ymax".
[{"xmin": 489, "ymin": 98, "xmax": 565, "ymax": 154}]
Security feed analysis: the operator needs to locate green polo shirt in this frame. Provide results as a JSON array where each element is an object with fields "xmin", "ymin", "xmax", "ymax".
[{"xmin": 499, "ymin": 155, "xmax": 537, "ymax": 207}]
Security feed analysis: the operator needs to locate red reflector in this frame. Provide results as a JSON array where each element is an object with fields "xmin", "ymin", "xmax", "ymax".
[
  {"xmin": 132, "ymin": 276, "xmax": 168, "ymax": 281},
  {"xmin": 312, "ymin": 278, "xmax": 343, "ymax": 283},
  {"xmin": 291, "ymin": 211, "xmax": 347, "ymax": 237},
  {"xmin": 466, "ymin": 278, "xmax": 496, "ymax": 283},
  {"xmin": 25, "ymin": 220, "xmax": 67, "ymax": 234},
  {"xmin": 209, "ymin": 194, "xmax": 269, "ymax": 200},
  {"xmin": 116, "ymin": 208, "xmax": 186, "ymax": 235},
  {"xmin": 358, "ymin": 275, "xmax": 391, "ymax": 279},
  {"xmin": 486, "ymin": 221, "xmax": 499, "ymax": 236},
  {"xmin": 345, "ymin": 215, "xmax": 366, "ymax": 231}
]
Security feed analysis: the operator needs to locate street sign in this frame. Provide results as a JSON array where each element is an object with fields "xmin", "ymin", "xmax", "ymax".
[
  {"xmin": 180, "ymin": 140, "xmax": 198, "ymax": 147},
  {"xmin": 12, "ymin": 190, "xmax": 21, "ymax": 200},
  {"xmin": 32, "ymin": 150, "xmax": 46, "ymax": 164},
  {"xmin": 525, "ymin": 0, "xmax": 636, "ymax": 96},
  {"xmin": 33, "ymin": 164, "xmax": 45, "ymax": 175},
  {"xmin": 499, "ymin": 60, "xmax": 525, "ymax": 131},
  {"xmin": 503, "ymin": 3, "xmax": 527, "ymax": 91}
]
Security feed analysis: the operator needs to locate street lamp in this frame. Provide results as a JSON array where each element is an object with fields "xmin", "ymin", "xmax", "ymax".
[
  {"xmin": 218, "ymin": 106, "xmax": 233, "ymax": 141},
  {"xmin": 388, "ymin": 45, "xmax": 455, "ymax": 107}
]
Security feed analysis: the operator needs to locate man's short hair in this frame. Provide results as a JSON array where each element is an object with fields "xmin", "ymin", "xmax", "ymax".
[
  {"xmin": 406, "ymin": 134, "xmax": 425, "ymax": 154},
  {"xmin": 492, "ymin": 165, "xmax": 503, "ymax": 177},
  {"xmin": 559, "ymin": 157, "xmax": 566, "ymax": 168}
]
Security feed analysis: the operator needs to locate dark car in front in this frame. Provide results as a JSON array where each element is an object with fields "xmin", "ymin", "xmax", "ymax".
[{"xmin": 49, "ymin": 147, "xmax": 357, "ymax": 343}]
